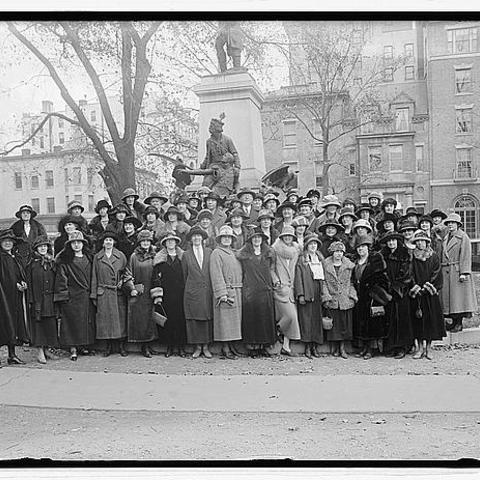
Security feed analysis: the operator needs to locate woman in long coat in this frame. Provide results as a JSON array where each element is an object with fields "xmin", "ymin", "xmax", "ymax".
[
  {"xmin": 410, "ymin": 230, "xmax": 445, "ymax": 360},
  {"xmin": 322, "ymin": 241, "xmax": 357, "ymax": 359},
  {"xmin": 181, "ymin": 225, "xmax": 214, "ymax": 359},
  {"xmin": 352, "ymin": 234, "xmax": 391, "ymax": 359},
  {"xmin": 237, "ymin": 226, "xmax": 277, "ymax": 358},
  {"xmin": 54, "ymin": 231, "xmax": 96, "ymax": 361},
  {"xmin": 26, "ymin": 235, "xmax": 59, "ymax": 364},
  {"xmin": 123, "ymin": 230, "xmax": 158, "ymax": 357},
  {"xmin": 294, "ymin": 233, "xmax": 326, "ymax": 358},
  {"xmin": 380, "ymin": 231, "xmax": 414, "ymax": 359},
  {"xmin": 91, "ymin": 231, "xmax": 128, "ymax": 357},
  {"xmin": 0, "ymin": 229, "xmax": 29, "ymax": 365},
  {"xmin": 271, "ymin": 225, "xmax": 301, "ymax": 356},
  {"xmin": 441, "ymin": 213, "xmax": 478, "ymax": 333},
  {"xmin": 210, "ymin": 225, "xmax": 243, "ymax": 359},
  {"xmin": 151, "ymin": 233, "xmax": 187, "ymax": 358}
]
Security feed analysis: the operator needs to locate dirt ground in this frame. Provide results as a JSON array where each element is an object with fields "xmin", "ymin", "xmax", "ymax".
[
  {"xmin": 1, "ymin": 406, "xmax": 479, "ymax": 460},
  {"xmin": 4, "ymin": 342, "xmax": 480, "ymax": 377}
]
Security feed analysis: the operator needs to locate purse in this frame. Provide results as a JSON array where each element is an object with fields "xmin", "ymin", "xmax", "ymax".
[
  {"xmin": 322, "ymin": 316, "xmax": 333, "ymax": 330},
  {"xmin": 370, "ymin": 301, "xmax": 385, "ymax": 317},
  {"xmin": 152, "ymin": 304, "xmax": 167, "ymax": 327}
]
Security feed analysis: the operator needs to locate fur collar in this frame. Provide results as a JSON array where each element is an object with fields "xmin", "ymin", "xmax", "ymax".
[
  {"xmin": 381, "ymin": 244, "xmax": 410, "ymax": 262},
  {"xmin": 413, "ymin": 246, "xmax": 433, "ymax": 262},
  {"xmin": 272, "ymin": 238, "xmax": 298, "ymax": 260},
  {"xmin": 133, "ymin": 245, "xmax": 156, "ymax": 262},
  {"xmin": 153, "ymin": 246, "xmax": 185, "ymax": 265}
]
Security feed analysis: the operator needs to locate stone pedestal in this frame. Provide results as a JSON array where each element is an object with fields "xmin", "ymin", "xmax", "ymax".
[{"xmin": 193, "ymin": 71, "xmax": 266, "ymax": 190}]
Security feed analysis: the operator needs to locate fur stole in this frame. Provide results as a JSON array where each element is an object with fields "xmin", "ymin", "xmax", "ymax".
[
  {"xmin": 153, "ymin": 246, "xmax": 185, "ymax": 266},
  {"xmin": 272, "ymin": 238, "xmax": 298, "ymax": 260},
  {"xmin": 381, "ymin": 244, "xmax": 410, "ymax": 263},
  {"xmin": 413, "ymin": 246, "xmax": 433, "ymax": 262},
  {"xmin": 133, "ymin": 245, "xmax": 156, "ymax": 262}
]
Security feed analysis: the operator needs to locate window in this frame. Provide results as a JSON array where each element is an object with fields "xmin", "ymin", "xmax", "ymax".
[
  {"xmin": 383, "ymin": 45, "xmax": 393, "ymax": 59},
  {"xmin": 283, "ymin": 120, "xmax": 297, "ymax": 147},
  {"xmin": 455, "ymin": 68, "xmax": 472, "ymax": 94},
  {"xmin": 58, "ymin": 118, "xmax": 64, "ymax": 128},
  {"xmin": 74, "ymin": 195, "xmax": 82, "ymax": 205},
  {"xmin": 348, "ymin": 149, "xmax": 357, "ymax": 175},
  {"xmin": 315, "ymin": 176, "xmax": 323, "ymax": 187},
  {"xmin": 14, "ymin": 172, "xmax": 22, "ymax": 190},
  {"xmin": 395, "ymin": 108, "xmax": 410, "ymax": 131},
  {"xmin": 384, "ymin": 67, "xmax": 394, "ymax": 82},
  {"xmin": 447, "ymin": 27, "xmax": 478, "ymax": 54},
  {"xmin": 415, "ymin": 144, "xmax": 426, "ymax": 172},
  {"xmin": 389, "ymin": 144, "xmax": 404, "ymax": 171},
  {"xmin": 405, "ymin": 66, "xmax": 415, "ymax": 81},
  {"xmin": 368, "ymin": 146, "xmax": 382, "ymax": 171},
  {"xmin": 88, "ymin": 195, "xmax": 95, "ymax": 212},
  {"xmin": 46, "ymin": 197, "xmax": 55, "ymax": 214},
  {"xmin": 313, "ymin": 118, "xmax": 323, "ymax": 144},
  {"xmin": 59, "ymin": 132, "xmax": 65, "ymax": 144},
  {"xmin": 456, "ymin": 147, "xmax": 473, "ymax": 178},
  {"xmin": 349, "ymin": 163, "xmax": 356, "ymax": 176},
  {"xmin": 454, "ymin": 195, "xmax": 478, "ymax": 238},
  {"xmin": 31, "ymin": 198, "xmax": 40, "ymax": 214},
  {"xmin": 456, "ymin": 107, "xmax": 473, "ymax": 133},
  {"xmin": 46, "ymin": 170, "xmax": 54, "ymax": 188},
  {"xmin": 405, "ymin": 43, "xmax": 414, "ymax": 60},
  {"xmin": 40, "ymin": 136, "xmax": 44, "ymax": 149},
  {"xmin": 91, "ymin": 110, "xmax": 97, "ymax": 122},
  {"xmin": 31, "ymin": 175, "xmax": 39, "ymax": 190},
  {"xmin": 87, "ymin": 167, "xmax": 94, "ymax": 185},
  {"xmin": 72, "ymin": 167, "xmax": 82, "ymax": 185}
]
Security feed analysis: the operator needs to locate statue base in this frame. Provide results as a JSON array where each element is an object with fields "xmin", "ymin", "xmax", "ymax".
[{"xmin": 193, "ymin": 71, "xmax": 266, "ymax": 191}]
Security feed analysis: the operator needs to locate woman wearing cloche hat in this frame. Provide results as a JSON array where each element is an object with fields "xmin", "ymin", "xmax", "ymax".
[{"xmin": 440, "ymin": 213, "xmax": 478, "ymax": 334}]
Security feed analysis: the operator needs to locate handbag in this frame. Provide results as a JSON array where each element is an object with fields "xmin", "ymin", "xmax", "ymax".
[
  {"xmin": 322, "ymin": 307, "xmax": 333, "ymax": 330},
  {"xmin": 152, "ymin": 304, "xmax": 167, "ymax": 327},
  {"xmin": 370, "ymin": 300, "xmax": 385, "ymax": 317}
]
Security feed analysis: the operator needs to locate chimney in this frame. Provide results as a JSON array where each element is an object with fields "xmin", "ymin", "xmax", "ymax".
[
  {"xmin": 42, "ymin": 100, "xmax": 53, "ymax": 113},
  {"xmin": 22, "ymin": 149, "xmax": 31, "ymax": 156}
]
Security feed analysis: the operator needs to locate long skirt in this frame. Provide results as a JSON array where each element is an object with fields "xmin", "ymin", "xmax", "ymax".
[
  {"xmin": 186, "ymin": 319, "xmax": 213, "ymax": 344},
  {"xmin": 326, "ymin": 308, "xmax": 353, "ymax": 342},
  {"xmin": 411, "ymin": 295, "xmax": 446, "ymax": 342},
  {"xmin": 297, "ymin": 281, "xmax": 323, "ymax": 344},
  {"xmin": 30, "ymin": 315, "xmax": 59, "ymax": 347}
]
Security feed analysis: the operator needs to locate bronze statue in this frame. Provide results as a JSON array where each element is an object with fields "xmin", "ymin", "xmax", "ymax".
[{"xmin": 215, "ymin": 21, "xmax": 245, "ymax": 73}]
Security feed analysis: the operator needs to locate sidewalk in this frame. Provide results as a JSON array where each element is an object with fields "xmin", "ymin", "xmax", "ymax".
[{"xmin": 1, "ymin": 367, "xmax": 480, "ymax": 414}]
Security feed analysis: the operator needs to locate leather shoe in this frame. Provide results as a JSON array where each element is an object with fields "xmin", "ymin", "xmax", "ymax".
[
  {"xmin": 311, "ymin": 346, "xmax": 320, "ymax": 358},
  {"xmin": 202, "ymin": 348, "xmax": 213, "ymax": 359},
  {"xmin": 8, "ymin": 356, "xmax": 25, "ymax": 365},
  {"xmin": 304, "ymin": 347, "xmax": 312, "ymax": 359},
  {"xmin": 141, "ymin": 345, "xmax": 152, "ymax": 358},
  {"xmin": 394, "ymin": 349, "xmax": 406, "ymax": 359},
  {"xmin": 340, "ymin": 349, "xmax": 348, "ymax": 359},
  {"xmin": 178, "ymin": 348, "xmax": 186, "ymax": 358},
  {"xmin": 165, "ymin": 347, "xmax": 173, "ymax": 358},
  {"xmin": 280, "ymin": 347, "xmax": 296, "ymax": 357},
  {"xmin": 44, "ymin": 348, "xmax": 59, "ymax": 360},
  {"xmin": 192, "ymin": 347, "xmax": 202, "ymax": 359},
  {"xmin": 119, "ymin": 345, "xmax": 128, "ymax": 357},
  {"xmin": 225, "ymin": 350, "xmax": 236, "ymax": 360},
  {"xmin": 260, "ymin": 348, "xmax": 272, "ymax": 358}
]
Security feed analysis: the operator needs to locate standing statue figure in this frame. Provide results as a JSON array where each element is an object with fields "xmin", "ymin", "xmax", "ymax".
[
  {"xmin": 215, "ymin": 21, "xmax": 245, "ymax": 73},
  {"xmin": 200, "ymin": 114, "xmax": 241, "ymax": 197}
]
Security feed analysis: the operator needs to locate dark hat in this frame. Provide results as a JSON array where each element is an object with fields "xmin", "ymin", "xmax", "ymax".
[
  {"xmin": 378, "ymin": 231, "xmax": 404, "ymax": 245},
  {"xmin": 205, "ymin": 191, "xmax": 221, "ymax": 202},
  {"xmin": 412, "ymin": 229, "xmax": 432, "ymax": 243},
  {"xmin": 398, "ymin": 219, "xmax": 418, "ymax": 232},
  {"xmin": 376, "ymin": 213, "xmax": 398, "ymax": 231},
  {"xmin": 143, "ymin": 205, "xmax": 161, "ymax": 219},
  {"xmin": 356, "ymin": 203, "xmax": 375, "ymax": 216},
  {"xmin": 254, "ymin": 192, "xmax": 264, "ymax": 200},
  {"xmin": 405, "ymin": 206, "xmax": 421, "ymax": 217},
  {"xmin": 144, "ymin": 191, "xmax": 168, "ymax": 205},
  {"xmin": 65, "ymin": 231, "xmax": 88, "ymax": 246},
  {"xmin": 136, "ymin": 229, "xmax": 154, "ymax": 245},
  {"xmin": 246, "ymin": 226, "xmax": 268, "ymax": 243},
  {"xmin": 342, "ymin": 197, "xmax": 357, "ymax": 207},
  {"xmin": 32, "ymin": 235, "xmax": 50, "ymax": 250},
  {"xmin": 419, "ymin": 214, "xmax": 433, "ymax": 226},
  {"xmin": 163, "ymin": 205, "xmax": 184, "ymax": 222},
  {"xmin": 60, "ymin": 214, "xmax": 84, "ymax": 230},
  {"xmin": 298, "ymin": 197, "xmax": 313, "ymax": 208},
  {"xmin": 160, "ymin": 232, "xmax": 181, "ymax": 247},
  {"xmin": 67, "ymin": 200, "xmax": 85, "ymax": 213},
  {"xmin": 186, "ymin": 225, "xmax": 209, "ymax": 242},
  {"xmin": 94, "ymin": 199, "xmax": 112, "ymax": 214},
  {"xmin": 338, "ymin": 206, "xmax": 357, "ymax": 223},
  {"xmin": 197, "ymin": 209, "xmax": 214, "ymax": 221},
  {"xmin": 382, "ymin": 197, "xmax": 398, "ymax": 208},
  {"xmin": 174, "ymin": 193, "xmax": 190, "ymax": 205},
  {"xmin": 15, "ymin": 204, "xmax": 37, "ymax": 219},
  {"xmin": 354, "ymin": 234, "xmax": 374, "ymax": 248},
  {"xmin": 306, "ymin": 188, "xmax": 321, "ymax": 198},
  {"xmin": 237, "ymin": 187, "xmax": 256, "ymax": 199},
  {"xmin": 276, "ymin": 201, "xmax": 297, "ymax": 216},
  {"xmin": 123, "ymin": 216, "xmax": 142, "ymax": 229},
  {"xmin": 98, "ymin": 230, "xmax": 118, "ymax": 244},
  {"xmin": 0, "ymin": 229, "xmax": 21, "ymax": 244},
  {"xmin": 257, "ymin": 208, "xmax": 275, "ymax": 222},
  {"xmin": 111, "ymin": 203, "xmax": 130, "ymax": 215},
  {"xmin": 430, "ymin": 208, "xmax": 447, "ymax": 220},
  {"xmin": 318, "ymin": 220, "xmax": 345, "ymax": 235},
  {"xmin": 121, "ymin": 188, "xmax": 139, "ymax": 201},
  {"xmin": 304, "ymin": 233, "xmax": 322, "ymax": 249},
  {"xmin": 227, "ymin": 207, "xmax": 249, "ymax": 221}
]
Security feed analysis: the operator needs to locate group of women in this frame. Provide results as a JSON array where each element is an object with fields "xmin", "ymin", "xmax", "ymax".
[{"xmin": 0, "ymin": 186, "xmax": 477, "ymax": 365}]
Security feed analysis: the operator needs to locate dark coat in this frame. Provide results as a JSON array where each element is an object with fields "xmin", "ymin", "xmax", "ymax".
[
  {"xmin": 181, "ymin": 246, "xmax": 213, "ymax": 321},
  {"xmin": 88, "ymin": 215, "xmax": 110, "ymax": 252},
  {"xmin": 381, "ymin": 245, "xmax": 414, "ymax": 349},
  {"xmin": 123, "ymin": 246, "xmax": 158, "ymax": 343},
  {"xmin": 54, "ymin": 255, "xmax": 96, "ymax": 347},
  {"xmin": 353, "ymin": 251, "xmax": 391, "ymax": 341},
  {"xmin": 91, "ymin": 248, "xmax": 128, "ymax": 340},
  {"xmin": 11, "ymin": 218, "xmax": 47, "ymax": 267},
  {"xmin": 237, "ymin": 243, "xmax": 276, "ymax": 345},
  {"xmin": 117, "ymin": 232, "xmax": 138, "ymax": 261},
  {"xmin": 152, "ymin": 247, "xmax": 187, "ymax": 347},
  {"xmin": 0, "ymin": 249, "xmax": 29, "ymax": 346}
]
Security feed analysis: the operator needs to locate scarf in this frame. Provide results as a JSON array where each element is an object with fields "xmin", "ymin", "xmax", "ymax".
[{"xmin": 413, "ymin": 246, "xmax": 433, "ymax": 262}]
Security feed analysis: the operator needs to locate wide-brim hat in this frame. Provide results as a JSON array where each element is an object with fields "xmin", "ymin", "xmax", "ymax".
[
  {"xmin": 304, "ymin": 233, "xmax": 322, "ymax": 249},
  {"xmin": 32, "ymin": 235, "xmax": 50, "ymax": 250},
  {"xmin": 412, "ymin": 229, "xmax": 432, "ymax": 243},
  {"xmin": 257, "ymin": 209, "xmax": 275, "ymax": 222},
  {"xmin": 237, "ymin": 187, "xmax": 256, "ymax": 199},
  {"xmin": 94, "ymin": 199, "xmax": 112, "ymax": 214},
  {"xmin": 144, "ymin": 191, "xmax": 168, "ymax": 204},
  {"xmin": 160, "ymin": 233, "xmax": 181, "ymax": 247},
  {"xmin": 297, "ymin": 197, "xmax": 313, "ymax": 208},
  {"xmin": 320, "ymin": 195, "xmax": 341, "ymax": 209},
  {"xmin": 186, "ymin": 225, "xmax": 209, "ymax": 242},
  {"xmin": 263, "ymin": 194, "xmax": 280, "ymax": 207},
  {"xmin": 247, "ymin": 226, "xmax": 269, "ymax": 243},
  {"xmin": 197, "ymin": 209, "xmax": 214, "ymax": 221},
  {"xmin": 163, "ymin": 205, "xmax": 184, "ymax": 221},
  {"xmin": 205, "ymin": 191, "xmax": 222, "ymax": 202},
  {"xmin": 65, "ymin": 231, "xmax": 88, "ymax": 246},
  {"xmin": 419, "ymin": 214, "xmax": 433, "ymax": 226},
  {"xmin": 197, "ymin": 186, "xmax": 212, "ymax": 196},
  {"xmin": 376, "ymin": 213, "xmax": 398, "ymax": 230},
  {"xmin": 121, "ymin": 188, "xmax": 139, "ymax": 201},
  {"xmin": 227, "ymin": 207, "xmax": 249, "ymax": 220},
  {"xmin": 111, "ymin": 203, "xmax": 130, "ymax": 215},
  {"xmin": 342, "ymin": 197, "xmax": 357, "ymax": 207},
  {"xmin": 338, "ymin": 206, "xmax": 357, "ymax": 222},
  {"xmin": 405, "ymin": 207, "xmax": 421, "ymax": 217},
  {"xmin": 444, "ymin": 212, "xmax": 463, "ymax": 227},
  {"xmin": 0, "ymin": 229, "xmax": 21, "ymax": 244},
  {"xmin": 398, "ymin": 219, "xmax": 418, "ymax": 232},
  {"xmin": 382, "ymin": 197, "xmax": 397, "ymax": 208},
  {"xmin": 174, "ymin": 193, "xmax": 190, "ymax": 205},
  {"xmin": 98, "ymin": 230, "xmax": 119, "ymax": 244},
  {"xmin": 292, "ymin": 215, "xmax": 309, "ymax": 228},
  {"xmin": 143, "ymin": 205, "xmax": 161, "ymax": 219},
  {"xmin": 67, "ymin": 200, "xmax": 85, "ymax": 213},
  {"xmin": 378, "ymin": 231, "xmax": 404, "ymax": 245},
  {"xmin": 15, "ymin": 204, "xmax": 37, "ymax": 219},
  {"xmin": 352, "ymin": 218, "xmax": 373, "ymax": 233},
  {"xmin": 430, "ymin": 209, "xmax": 447, "ymax": 220},
  {"xmin": 356, "ymin": 203, "xmax": 375, "ymax": 216},
  {"xmin": 276, "ymin": 201, "xmax": 297, "ymax": 216},
  {"xmin": 216, "ymin": 225, "xmax": 237, "ymax": 243},
  {"xmin": 318, "ymin": 221, "xmax": 345, "ymax": 234},
  {"xmin": 306, "ymin": 188, "xmax": 321, "ymax": 199},
  {"xmin": 136, "ymin": 229, "xmax": 154, "ymax": 245},
  {"xmin": 123, "ymin": 216, "xmax": 143, "ymax": 229},
  {"xmin": 367, "ymin": 191, "xmax": 383, "ymax": 202},
  {"xmin": 354, "ymin": 234, "xmax": 374, "ymax": 248},
  {"xmin": 278, "ymin": 225, "xmax": 297, "ymax": 241}
]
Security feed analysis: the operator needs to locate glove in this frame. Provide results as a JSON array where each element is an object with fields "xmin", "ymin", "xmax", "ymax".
[{"xmin": 298, "ymin": 295, "xmax": 307, "ymax": 306}]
